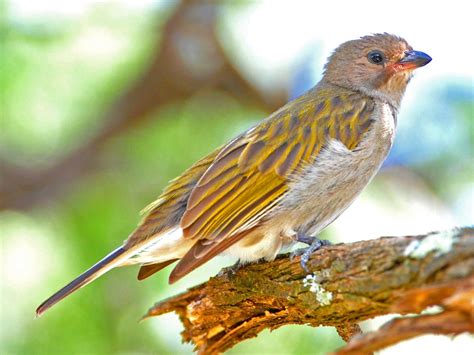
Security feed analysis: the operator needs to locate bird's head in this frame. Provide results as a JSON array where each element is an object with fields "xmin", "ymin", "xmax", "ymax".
[{"xmin": 323, "ymin": 33, "xmax": 431, "ymax": 108}]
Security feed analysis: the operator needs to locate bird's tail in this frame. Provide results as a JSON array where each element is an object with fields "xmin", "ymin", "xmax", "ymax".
[{"xmin": 36, "ymin": 246, "xmax": 132, "ymax": 317}]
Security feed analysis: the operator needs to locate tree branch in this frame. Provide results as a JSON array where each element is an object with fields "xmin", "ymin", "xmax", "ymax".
[{"xmin": 144, "ymin": 227, "xmax": 474, "ymax": 354}]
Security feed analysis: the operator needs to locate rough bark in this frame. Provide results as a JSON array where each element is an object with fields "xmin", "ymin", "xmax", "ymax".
[{"xmin": 144, "ymin": 227, "xmax": 474, "ymax": 354}]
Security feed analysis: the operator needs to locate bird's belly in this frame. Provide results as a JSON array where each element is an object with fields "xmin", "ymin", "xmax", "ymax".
[{"xmin": 225, "ymin": 228, "xmax": 289, "ymax": 263}]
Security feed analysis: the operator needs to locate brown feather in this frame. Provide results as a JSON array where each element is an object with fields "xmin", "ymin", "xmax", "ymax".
[
  {"xmin": 259, "ymin": 142, "xmax": 288, "ymax": 173},
  {"xmin": 275, "ymin": 142, "xmax": 302, "ymax": 176},
  {"xmin": 137, "ymin": 259, "xmax": 178, "ymax": 281},
  {"xmin": 168, "ymin": 226, "xmax": 258, "ymax": 284},
  {"xmin": 180, "ymin": 174, "xmax": 243, "ymax": 229}
]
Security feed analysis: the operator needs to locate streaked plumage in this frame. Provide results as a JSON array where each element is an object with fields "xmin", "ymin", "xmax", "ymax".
[{"xmin": 37, "ymin": 33, "xmax": 431, "ymax": 316}]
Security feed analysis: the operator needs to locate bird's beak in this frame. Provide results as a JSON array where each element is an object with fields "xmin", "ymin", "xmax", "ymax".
[{"xmin": 397, "ymin": 50, "xmax": 432, "ymax": 70}]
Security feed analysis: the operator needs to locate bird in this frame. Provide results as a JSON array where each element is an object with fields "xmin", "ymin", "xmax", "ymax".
[{"xmin": 36, "ymin": 33, "xmax": 431, "ymax": 316}]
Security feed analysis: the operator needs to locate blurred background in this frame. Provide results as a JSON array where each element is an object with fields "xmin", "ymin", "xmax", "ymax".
[{"xmin": 1, "ymin": 0, "xmax": 472, "ymax": 354}]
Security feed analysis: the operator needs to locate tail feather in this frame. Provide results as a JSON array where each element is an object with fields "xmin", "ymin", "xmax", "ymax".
[
  {"xmin": 36, "ymin": 246, "xmax": 130, "ymax": 317},
  {"xmin": 137, "ymin": 259, "xmax": 178, "ymax": 281}
]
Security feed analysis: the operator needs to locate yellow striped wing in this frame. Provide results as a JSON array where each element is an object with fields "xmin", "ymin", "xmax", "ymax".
[{"xmin": 180, "ymin": 90, "xmax": 375, "ymax": 245}]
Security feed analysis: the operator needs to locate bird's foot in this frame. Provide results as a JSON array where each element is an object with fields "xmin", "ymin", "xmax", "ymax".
[
  {"xmin": 220, "ymin": 259, "xmax": 243, "ymax": 277},
  {"xmin": 290, "ymin": 234, "xmax": 332, "ymax": 271}
]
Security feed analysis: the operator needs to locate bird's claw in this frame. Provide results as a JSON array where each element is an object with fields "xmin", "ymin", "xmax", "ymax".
[
  {"xmin": 290, "ymin": 247, "xmax": 305, "ymax": 261},
  {"xmin": 291, "ymin": 236, "xmax": 332, "ymax": 271},
  {"xmin": 219, "ymin": 259, "xmax": 243, "ymax": 277}
]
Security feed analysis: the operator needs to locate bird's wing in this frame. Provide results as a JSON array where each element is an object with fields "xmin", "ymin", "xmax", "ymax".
[{"xmin": 170, "ymin": 91, "xmax": 375, "ymax": 281}]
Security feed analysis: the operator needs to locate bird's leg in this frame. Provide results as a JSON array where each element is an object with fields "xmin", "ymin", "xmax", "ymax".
[
  {"xmin": 219, "ymin": 259, "xmax": 243, "ymax": 277},
  {"xmin": 291, "ymin": 234, "xmax": 332, "ymax": 271}
]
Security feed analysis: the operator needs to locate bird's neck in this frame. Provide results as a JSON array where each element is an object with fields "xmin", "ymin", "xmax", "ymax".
[{"xmin": 317, "ymin": 78, "xmax": 402, "ymax": 113}]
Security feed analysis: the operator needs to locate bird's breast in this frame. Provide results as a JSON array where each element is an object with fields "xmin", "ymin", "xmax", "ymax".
[{"xmin": 273, "ymin": 101, "xmax": 396, "ymax": 235}]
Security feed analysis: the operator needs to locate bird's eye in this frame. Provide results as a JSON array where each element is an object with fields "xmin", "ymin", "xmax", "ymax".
[{"xmin": 367, "ymin": 50, "xmax": 385, "ymax": 65}]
